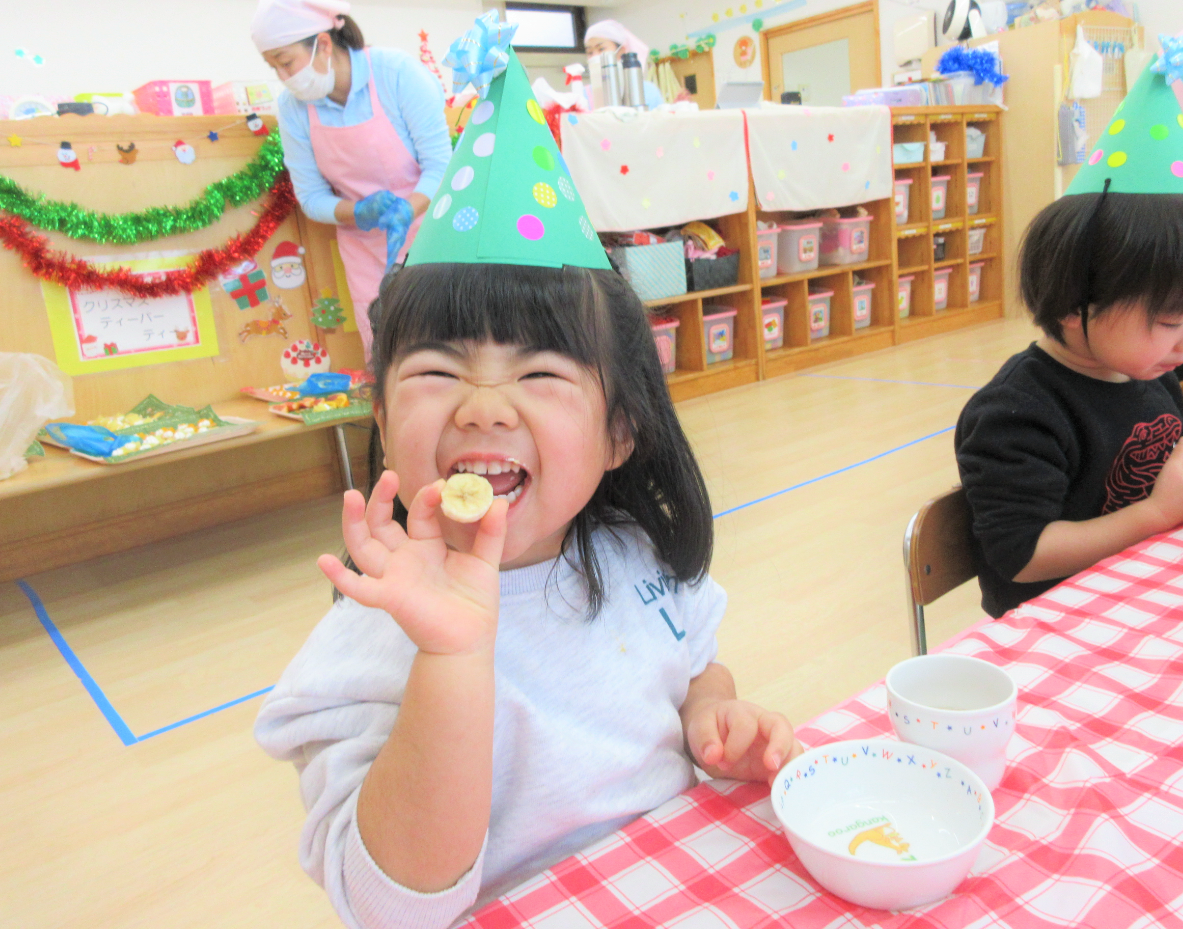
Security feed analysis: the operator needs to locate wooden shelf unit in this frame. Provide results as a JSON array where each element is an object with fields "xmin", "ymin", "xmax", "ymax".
[{"xmin": 632, "ymin": 105, "xmax": 1004, "ymax": 401}]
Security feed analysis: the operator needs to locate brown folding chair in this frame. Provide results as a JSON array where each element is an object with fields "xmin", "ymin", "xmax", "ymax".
[{"xmin": 902, "ymin": 486, "xmax": 976, "ymax": 656}]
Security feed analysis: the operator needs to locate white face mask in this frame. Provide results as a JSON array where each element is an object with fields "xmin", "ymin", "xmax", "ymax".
[{"xmin": 284, "ymin": 40, "xmax": 335, "ymax": 101}]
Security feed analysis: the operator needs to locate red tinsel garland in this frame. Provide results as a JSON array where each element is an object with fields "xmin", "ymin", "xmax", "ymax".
[{"xmin": 0, "ymin": 174, "xmax": 297, "ymax": 298}]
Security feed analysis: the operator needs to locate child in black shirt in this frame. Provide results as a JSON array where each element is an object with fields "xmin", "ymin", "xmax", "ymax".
[{"xmin": 955, "ymin": 54, "xmax": 1183, "ymax": 616}]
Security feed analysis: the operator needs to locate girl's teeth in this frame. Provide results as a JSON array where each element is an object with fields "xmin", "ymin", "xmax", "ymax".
[
  {"xmin": 499, "ymin": 484, "xmax": 523, "ymax": 504},
  {"xmin": 472, "ymin": 462, "xmax": 487, "ymax": 475},
  {"xmin": 488, "ymin": 462, "xmax": 503, "ymax": 475}
]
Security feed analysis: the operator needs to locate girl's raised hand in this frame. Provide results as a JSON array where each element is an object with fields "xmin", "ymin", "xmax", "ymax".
[{"xmin": 317, "ymin": 470, "xmax": 509, "ymax": 655}]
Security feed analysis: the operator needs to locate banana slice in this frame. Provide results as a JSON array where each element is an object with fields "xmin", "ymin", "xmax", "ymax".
[{"xmin": 440, "ymin": 473, "xmax": 494, "ymax": 523}]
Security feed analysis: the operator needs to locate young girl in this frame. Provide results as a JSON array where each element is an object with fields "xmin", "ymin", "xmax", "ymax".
[{"xmin": 256, "ymin": 262, "xmax": 803, "ymax": 927}]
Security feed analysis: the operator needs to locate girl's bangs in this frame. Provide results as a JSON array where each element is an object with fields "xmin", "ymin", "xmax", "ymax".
[{"xmin": 374, "ymin": 263, "xmax": 611, "ymax": 377}]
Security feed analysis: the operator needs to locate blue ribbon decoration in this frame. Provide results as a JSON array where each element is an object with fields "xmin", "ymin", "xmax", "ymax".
[
  {"xmin": 443, "ymin": 11, "xmax": 519, "ymax": 99},
  {"xmin": 1150, "ymin": 34, "xmax": 1183, "ymax": 86},
  {"xmin": 935, "ymin": 46, "xmax": 1010, "ymax": 87}
]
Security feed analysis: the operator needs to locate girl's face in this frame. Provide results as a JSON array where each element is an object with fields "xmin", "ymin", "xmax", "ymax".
[
  {"xmin": 1054, "ymin": 301, "xmax": 1183, "ymax": 381},
  {"xmin": 376, "ymin": 341, "xmax": 629, "ymax": 569}
]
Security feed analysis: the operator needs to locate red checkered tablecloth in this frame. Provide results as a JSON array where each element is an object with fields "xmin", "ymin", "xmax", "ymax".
[{"xmin": 462, "ymin": 530, "xmax": 1183, "ymax": 928}]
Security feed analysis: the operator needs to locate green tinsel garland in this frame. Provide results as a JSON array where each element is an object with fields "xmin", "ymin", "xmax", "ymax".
[{"xmin": 0, "ymin": 133, "xmax": 286, "ymax": 244}]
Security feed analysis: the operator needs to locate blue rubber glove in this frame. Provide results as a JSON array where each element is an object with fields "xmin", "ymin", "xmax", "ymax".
[{"xmin": 354, "ymin": 191, "xmax": 415, "ymax": 271}]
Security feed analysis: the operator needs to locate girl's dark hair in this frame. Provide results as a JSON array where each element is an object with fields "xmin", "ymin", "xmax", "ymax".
[
  {"xmin": 340, "ymin": 262, "xmax": 715, "ymax": 616},
  {"xmin": 301, "ymin": 14, "xmax": 365, "ymax": 51},
  {"xmin": 1019, "ymin": 192, "xmax": 1183, "ymax": 342}
]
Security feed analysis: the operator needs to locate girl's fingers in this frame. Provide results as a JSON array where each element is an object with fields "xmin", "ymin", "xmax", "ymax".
[
  {"xmin": 469, "ymin": 497, "xmax": 509, "ymax": 568},
  {"xmin": 317, "ymin": 554, "xmax": 385, "ymax": 607},
  {"xmin": 759, "ymin": 714, "xmax": 794, "ymax": 772},
  {"xmin": 340, "ymin": 489, "xmax": 396, "ymax": 578},
  {"xmin": 720, "ymin": 704, "xmax": 759, "ymax": 766},
  {"xmin": 689, "ymin": 711, "xmax": 724, "ymax": 767},
  {"xmin": 365, "ymin": 470, "xmax": 407, "ymax": 548},
  {"xmin": 405, "ymin": 480, "xmax": 446, "ymax": 542}
]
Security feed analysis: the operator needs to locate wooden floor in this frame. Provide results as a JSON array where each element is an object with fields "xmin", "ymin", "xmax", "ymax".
[{"xmin": 0, "ymin": 317, "xmax": 1038, "ymax": 928}]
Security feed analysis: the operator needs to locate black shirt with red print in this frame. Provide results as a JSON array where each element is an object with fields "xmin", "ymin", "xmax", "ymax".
[{"xmin": 956, "ymin": 343, "xmax": 1183, "ymax": 618}]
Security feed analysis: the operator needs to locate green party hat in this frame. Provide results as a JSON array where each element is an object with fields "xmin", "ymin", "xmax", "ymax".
[
  {"xmin": 1066, "ymin": 33, "xmax": 1183, "ymax": 196},
  {"xmin": 406, "ymin": 12, "xmax": 610, "ymax": 270}
]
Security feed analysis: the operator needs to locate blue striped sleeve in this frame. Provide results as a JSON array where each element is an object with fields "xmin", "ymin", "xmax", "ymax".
[{"xmin": 276, "ymin": 91, "xmax": 343, "ymax": 225}]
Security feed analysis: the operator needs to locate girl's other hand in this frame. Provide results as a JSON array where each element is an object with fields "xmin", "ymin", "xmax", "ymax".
[
  {"xmin": 317, "ymin": 470, "xmax": 509, "ymax": 655},
  {"xmin": 686, "ymin": 699, "xmax": 803, "ymax": 786}
]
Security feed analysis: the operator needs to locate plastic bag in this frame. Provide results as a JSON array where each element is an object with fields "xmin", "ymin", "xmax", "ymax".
[
  {"xmin": 1070, "ymin": 26, "xmax": 1104, "ymax": 99},
  {"xmin": 0, "ymin": 353, "xmax": 74, "ymax": 480}
]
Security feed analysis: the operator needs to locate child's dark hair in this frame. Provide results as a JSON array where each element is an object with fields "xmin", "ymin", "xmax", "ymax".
[
  {"xmin": 1019, "ymin": 192, "xmax": 1183, "ymax": 342},
  {"xmin": 301, "ymin": 15, "xmax": 365, "ymax": 51},
  {"xmin": 340, "ymin": 262, "xmax": 715, "ymax": 616}
]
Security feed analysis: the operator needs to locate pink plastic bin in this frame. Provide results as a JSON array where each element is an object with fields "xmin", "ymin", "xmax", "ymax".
[
  {"xmin": 898, "ymin": 274, "xmax": 915, "ymax": 318},
  {"xmin": 776, "ymin": 221, "xmax": 822, "ymax": 273},
  {"xmin": 967, "ymin": 172, "xmax": 985, "ymax": 215},
  {"xmin": 133, "ymin": 80, "xmax": 214, "ymax": 116},
  {"xmin": 808, "ymin": 288, "xmax": 833, "ymax": 340},
  {"xmin": 820, "ymin": 216, "xmax": 873, "ymax": 266},
  {"xmin": 894, "ymin": 178, "xmax": 914, "ymax": 225},
  {"xmin": 931, "ymin": 175, "xmax": 951, "ymax": 220},
  {"xmin": 650, "ymin": 316, "xmax": 680, "ymax": 375},
  {"xmin": 756, "ymin": 226, "xmax": 780, "ymax": 279},
  {"xmin": 853, "ymin": 281, "xmax": 876, "ymax": 329},
  {"xmin": 703, "ymin": 308, "xmax": 738, "ymax": 364},
  {"xmin": 934, "ymin": 267, "xmax": 953, "ymax": 311},
  {"xmin": 969, "ymin": 262, "xmax": 985, "ymax": 303},
  {"xmin": 762, "ymin": 298, "xmax": 787, "ymax": 350}
]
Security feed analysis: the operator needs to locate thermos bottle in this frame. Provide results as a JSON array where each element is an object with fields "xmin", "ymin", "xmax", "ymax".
[
  {"xmin": 621, "ymin": 52, "xmax": 646, "ymax": 109},
  {"xmin": 599, "ymin": 50, "xmax": 623, "ymax": 107}
]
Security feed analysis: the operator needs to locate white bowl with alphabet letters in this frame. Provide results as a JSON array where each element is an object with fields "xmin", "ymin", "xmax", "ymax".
[{"xmin": 771, "ymin": 739, "xmax": 994, "ymax": 911}]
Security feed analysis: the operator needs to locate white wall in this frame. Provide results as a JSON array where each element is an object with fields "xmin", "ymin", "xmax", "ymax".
[
  {"xmin": 1135, "ymin": 0, "xmax": 1183, "ymax": 44},
  {"xmin": 0, "ymin": 0, "xmax": 484, "ymax": 99}
]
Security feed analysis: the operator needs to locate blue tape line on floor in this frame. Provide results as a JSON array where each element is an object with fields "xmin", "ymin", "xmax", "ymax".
[
  {"xmin": 714, "ymin": 425, "xmax": 956, "ymax": 520},
  {"xmin": 801, "ymin": 374, "xmax": 978, "ymax": 390},
  {"xmin": 16, "ymin": 579, "xmax": 137, "ymax": 746},
  {"xmin": 16, "ymin": 579, "xmax": 273, "ymax": 746}
]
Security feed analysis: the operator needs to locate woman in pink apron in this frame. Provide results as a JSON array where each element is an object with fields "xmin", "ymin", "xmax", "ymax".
[{"xmin": 253, "ymin": 0, "xmax": 452, "ymax": 358}]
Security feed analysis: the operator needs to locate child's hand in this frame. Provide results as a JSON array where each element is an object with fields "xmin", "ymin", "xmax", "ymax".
[
  {"xmin": 685, "ymin": 699, "xmax": 804, "ymax": 785},
  {"xmin": 318, "ymin": 470, "xmax": 509, "ymax": 656}
]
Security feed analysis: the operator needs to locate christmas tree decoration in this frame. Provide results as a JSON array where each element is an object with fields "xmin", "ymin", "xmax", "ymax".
[
  {"xmin": 269, "ymin": 240, "xmax": 306, "ymax": 289},
  {"xmin": 0, "ymin": 134, "xmax": 285, "ymax": 243},
  {"xmin": 221, "ymin": 259, "xmax": 271, "ymax": 308},
  {"xmin": 1068, "ymin": 35, "xmax": 1183, "ymax": 196},
  {"xmin": 173, "ymin": 139, "xmax": 197, "ymax": 164},
  {"xmin": 57, "ymin": 141, "xmax": 80, "ymax": 171},
  {"xmin": 116, "ymin": 142, "xmax": 138, "ymax": 165},
  {"xmin": 311, "ymin": 288, "xmax": 347, "ymax": 332},
  {"xmin": 0, "ymin": 176, "xmax": 296, "ymax": 298},
  {"xmin": 406, "ymin": 12, "xmax": 610, "ymax": 271}
]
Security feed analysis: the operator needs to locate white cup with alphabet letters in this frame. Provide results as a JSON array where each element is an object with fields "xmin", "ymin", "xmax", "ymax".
[{"xmin": 886, "ymin": 655, "xmax": 1017, "ymax": 791}]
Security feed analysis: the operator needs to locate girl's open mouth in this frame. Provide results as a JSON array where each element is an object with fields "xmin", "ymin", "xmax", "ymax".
[{"xmin": 450, "ymin": 458, "xmax": 530, "ymax": 504}]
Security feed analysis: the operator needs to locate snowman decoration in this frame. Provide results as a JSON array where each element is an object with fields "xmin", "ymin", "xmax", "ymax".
[
  {"xmin": 172, "ymin": 139, "xmax": 196, "ymax": 165},
  {"xmin": 57, "ymin": 141, "xmax": 80, "ymax": 171},
  {"xmin": 246, "ymin": 113, "xmax": 270, "ymax": 137},
  {"xmin": 270, "ymin": 241, "xmax": 307, "ymax": 290}
]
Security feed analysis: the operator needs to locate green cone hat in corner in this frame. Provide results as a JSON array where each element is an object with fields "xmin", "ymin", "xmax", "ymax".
[
  {"xmin": 1067, "ymin": 33, "xmax": 1183, "ymax": 196},
  {"xmin": 405, "ymin": 12, "xmax": 610, "ymax": 270}
]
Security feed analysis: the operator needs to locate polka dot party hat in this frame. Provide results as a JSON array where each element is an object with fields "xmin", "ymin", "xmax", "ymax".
[
  {"xmin": 1066, "ymin": 33, "xmax": 1183, "ymax": 196},
  {"xmin": 406, "ymin": 12, "xmax": 610, "ymax": 270}
]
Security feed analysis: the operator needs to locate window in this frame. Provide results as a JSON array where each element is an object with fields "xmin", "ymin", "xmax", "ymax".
[{"xmin": 504, "ymin": 3, "xmax": 586, "ymax": 52}]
